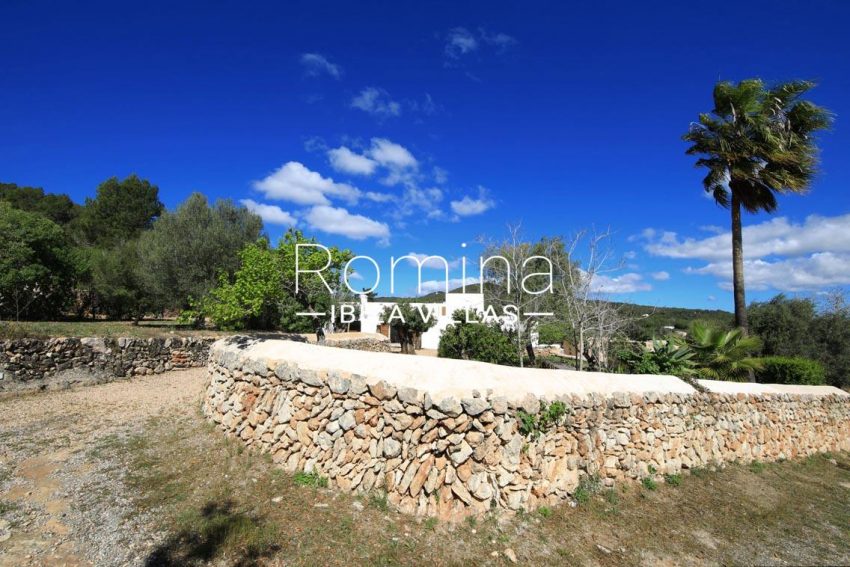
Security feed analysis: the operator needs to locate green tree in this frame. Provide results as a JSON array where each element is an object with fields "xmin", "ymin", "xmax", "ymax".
[
  {"xmin": 379, "ymin": 300, "xmax": 437, "ymax": 355},
  {"xmin": 198, "ymin": 240, "xmax": 282, "ymax": 330},
  {"xmin": 76, "ymin": 175, "xmax": 163, "ymax": 246},
  {"xmin": 685, "ymin": 322, "xmax": 762, "ymax": 381},
  {"xmin": 0, "ymin": 202, "xmax": 77, "ymax": 320},
  {"xmin": 748, "ymin": 294, "xmax": 818, "ymax": 357},
  {"xmin": 438, "ymin": 309, "xmax": 519, "ymax": 366},
  {"xmin": 812, "ymin": 291, "xmax": 850, "ymax": 389},
  {"xmin": 0, "ymin": 182, "xmax": 80, "ymax": 225},
  {"xmin": 748, "ymin": 292, "xmax": 849, "ymax": 389},
  {"xmin": 195, "ymin": 230, "xmax": 352, "ymax": 331},
  {"xmin": 683, "ymin": 79, "xmax": 831, "ymax": 331},
  {"xmin": 89, "ymin": 240, "xmax": 148, "ymax": 321},
  {"xmin": 136, "ymin": 193, "xmax": 263, "ymax": 312}
]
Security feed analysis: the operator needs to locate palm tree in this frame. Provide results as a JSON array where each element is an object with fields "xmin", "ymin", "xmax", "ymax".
[
  {"xmin": 685, "ymin": 322, "xmax": 763, "ymax": 382},
  {"xmin": 683, "ymin": 79, "xmax": 831, "ymax": 331}
]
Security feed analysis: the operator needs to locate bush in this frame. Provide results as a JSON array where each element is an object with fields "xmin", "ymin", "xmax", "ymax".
[
  {"xmin": 0, "ymin": 202, "xmax": 78, "ymax": 320},
  {"xmin": 438, "ymin": 310, "xmax": 519, "ymax": 366},
  {"xmin": 537, "ymin": 321, "xmax": 567, "ymax": 346},
  {"xmin": 757, "ymin": 356, "xmax": 826, "ymax": 385},
  {"xmin": 615, "ymin": 339, "xmax": 695, "ymax": 378}
]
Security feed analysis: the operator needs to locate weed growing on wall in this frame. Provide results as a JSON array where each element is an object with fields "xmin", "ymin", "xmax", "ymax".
[{"xmin": 517, "ymin": 401, "xmax": 570, "ymax": 439}]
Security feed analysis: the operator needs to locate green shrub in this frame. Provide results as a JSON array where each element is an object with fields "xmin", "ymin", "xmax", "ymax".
[
  {"xmin": 573, "ymin": 474, "xmax": 601, "ymax": 505},
  {"xmin": 615, "ymin": 338, "xmax": 695, "ymax": 378},
  {"xmin": 537, "ymin": 322, "xmax": 568, "ymax": 346},
  {"xmin": 438, "ymin": 309, "xmax": 519, "ymax": 366},
  {"xmin": 664, "ymin": 473, "xmax": 682, "ymax": 486},
  {"xmin": 293, "ymin": 471, "xmax": 328, "ymax": 488},
  {"xmin": 641, "ymin": 476, "xmax": 658, "ymax": 490},
  {"xmin": 516, "ymin": 401, "xmax": 569, "ymax": 439},
  {"xmin": 757, "ymin": 356, "xmax": 826, "ymax": 385}
]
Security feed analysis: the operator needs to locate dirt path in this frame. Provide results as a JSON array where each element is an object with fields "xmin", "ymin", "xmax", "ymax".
[{"xmin": 0, "ymin": 369, "xmax": 208, "ymax": 567}]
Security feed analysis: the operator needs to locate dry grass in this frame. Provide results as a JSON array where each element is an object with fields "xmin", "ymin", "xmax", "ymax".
[
  {"xmin": 117, "ymin": 412, "xmax": 850, "ymax": 566},
  {"xmin": 0, "ymin": 319, "xmax": 229, "ymax": 339}
]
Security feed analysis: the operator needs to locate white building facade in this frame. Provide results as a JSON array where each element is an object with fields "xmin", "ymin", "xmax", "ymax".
[{"xmin": 357, "ymin": 292, "xmax": 535, "ymax": 350}]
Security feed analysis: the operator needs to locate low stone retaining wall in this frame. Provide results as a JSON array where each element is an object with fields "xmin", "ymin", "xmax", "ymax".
[
  {"xmin": 324, "ymin": 336, "xmax": 392, "ymax": 353},
  {"xmin": 0, "ymin": 336, "xmax": 215, "ymax": 393},
  {"xmin": 203, "ymin": 338, "xmax": 850, "ymax": 521}
]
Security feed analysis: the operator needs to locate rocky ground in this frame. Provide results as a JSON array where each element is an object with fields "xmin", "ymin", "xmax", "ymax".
[
  {"xmin": 0, "ymin": 369, "xmax": 207, "ymax": 566},
  {"xmin": 1, "ymin": 368, "xmax": 849, "ymax": 566}
]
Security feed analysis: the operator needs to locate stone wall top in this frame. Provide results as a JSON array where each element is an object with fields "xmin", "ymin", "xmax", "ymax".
[
  {"xmin": 697, "ymin": 378, "xmax": 847, "ymax": 397},
  {"xmin": 214, "ymin": 338, "xmax": 848, "ymax": 403},
  {"xmin": 212, "ymin": 337, "xmax": 697, "ymax": 403}
]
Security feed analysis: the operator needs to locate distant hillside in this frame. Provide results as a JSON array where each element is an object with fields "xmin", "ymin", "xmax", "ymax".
[
  {"xmin": 615, "ymin": 302, "xmax": 733, "ymax": 340},
  {"xmin": 370, "ymin": 287, "xmax": 731, "ymax": 338}
]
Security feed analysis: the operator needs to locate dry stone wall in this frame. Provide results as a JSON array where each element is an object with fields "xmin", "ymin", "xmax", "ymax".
[
  {"xmin": 0, "ymin": 336, "xmax": 214, "ymax": 393},
  {"xmin": 204, "ymin": 338, "xmax": 850, "ymax": 521}
]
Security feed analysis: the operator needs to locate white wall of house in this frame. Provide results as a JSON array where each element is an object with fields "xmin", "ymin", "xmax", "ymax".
[{"xmin": 357, "ymin": 292, "xmax": 536, "ymax": 350}]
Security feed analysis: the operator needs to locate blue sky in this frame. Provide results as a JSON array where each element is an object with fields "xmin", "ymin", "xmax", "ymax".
[{"xmin": 2, "ymin": 0, "xmax": 850, "ymax": 308}]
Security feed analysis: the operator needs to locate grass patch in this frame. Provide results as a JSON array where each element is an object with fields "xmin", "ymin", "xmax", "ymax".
[
  {"xmin": 641, "ymin": 476, "xmax": 658, "ymax": 491},
  {"xmin": 147, "ymin": 501, "xmax": 280, "ymax": 566},
  {"xmin": 293, "ymin": 471, "xmax": 328, "ymax": 488},
  {"xmin": 574, "ymin": 473, "xmax": 601, "ymax": 505},
  {"xmin": 113, "ymin": 408, "xmax": 850, "ymax": 566},
  {"xmin": 0, "ymin": 500, "xmax": 19, "ymax": 515},
  {"xmin": 749, "ymin": 461, "xmax": 766, "ymax": 474},
  {"xmin": 664, "ymin": 473, "xmax": 682, "ymax": 486},
  {"xmin": 368, "ymin": 491, "xmax": 389, "ymax": 512},
  {"xmin": 0, "ymin": 319, "xmax": 227, "ymax": 340}
]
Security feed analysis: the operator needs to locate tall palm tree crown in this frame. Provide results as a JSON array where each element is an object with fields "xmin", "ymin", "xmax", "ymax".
[{"xmin": 683, "ymin": 79, "xmax": 831, "ymax": 331}]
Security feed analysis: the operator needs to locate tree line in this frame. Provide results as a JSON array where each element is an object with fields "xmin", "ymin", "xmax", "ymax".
[{"xmin": 0, "ymin": 177, "xmax": 351, "ymax": 327}]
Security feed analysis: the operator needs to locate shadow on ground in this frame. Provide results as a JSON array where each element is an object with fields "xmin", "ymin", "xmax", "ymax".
[
  {"xmin": 144, "ymin": 500, "xmax": 279, "ymax": 567},
  {"xmin": 223, "ymin": 333, "xmax": 309, "ymax": 351}
]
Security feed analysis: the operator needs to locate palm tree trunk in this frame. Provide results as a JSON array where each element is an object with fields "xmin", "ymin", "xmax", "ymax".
[{"xmin": 730, "ymin": 192, "xmax": 748, "ymax": 333}]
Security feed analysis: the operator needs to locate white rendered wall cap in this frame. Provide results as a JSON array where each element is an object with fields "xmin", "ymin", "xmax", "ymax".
[
  {"xmin": 698, "ymin": 379, "xmax": 848, "ymax": 397},
  {"xmin": 212, "ymin": 338, "xmax": 696, "ymax": 402}
]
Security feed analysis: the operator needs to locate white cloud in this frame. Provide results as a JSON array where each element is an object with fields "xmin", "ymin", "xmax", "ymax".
[
  {"xmin": 651, "ymin": 271, "xmax": 670, "ymax": 281},
  {"xmin": 480, "ymin": 29, "xmax": 518, "ymax": 52},
  {"xmin": 253, "ymin": 161, "xmax": 360, "ymax": 206},
  {"xmin": 418, "ymin": 277, "xmax": 479, "ymax": 295},
  {"xmin": 433, "ymin": 166, "xmax": 448, "ymax": 184},
  {"xmin": 404, "ymin": 253, "xmax": 460, "ymax": 270},
  {"xmin": 328, "ymin": 146, "xmax": 377, "ymax": 176},
  {"xmin": 326, "ymin": 138, "xmax": 419, "ymax": 187},
  {"xmin": 450, "ymin": 187, "xmax": 495, "ymax": 216},
  {"xmin": 590, "ymin": 273, "xmax": 652, "ymax": 294},
  {"xmin": 300, "ymin": 53, "xmax": 341, "ymax": 79},
  {"xmin": 689, "ymin": 253, "xmax": 850, "ymax": 292},
  {"xmin": 368, "ymin": 138, "xmax": 418, "ymax": 170},
  {"xmin": 351, "ymin": 87, "xmax": 401, "ymax": 118},
  {"xmin": 642, "ymin": 214, "xmax": 850, "ymax": 261},
  {"xmin": 407, "ymin": 93, "xmax": 440, "ymax": 116},
  {"xmin": 445, "ymin": 28, "xmax": 478, "ymax": 59},
  {"xmin": 239, "ymin": 199, "xmax": 297, "ymax": 226},
  {"xmin": 394, "ymin": 187, "xmax": 444, "ymax": 220},
  {"xmin": 640, "ymin": 213, "xmax": 850, "ymax": 292},
  {"xmin": 364, "ymin": 191, "xmax": 394, "ymax": 203},
  {"xmin": 445, "ymin": 27, "xmax": 517, "ymax": 62},
  {"xmin": 304, "ymin": 205, "xmax": 389, "ymax": 242}
]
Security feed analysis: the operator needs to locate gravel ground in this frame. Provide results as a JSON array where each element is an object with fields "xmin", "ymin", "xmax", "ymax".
[{"xmin": 0, "ymin": 369, "xmax": 208, "ymax": 567}]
